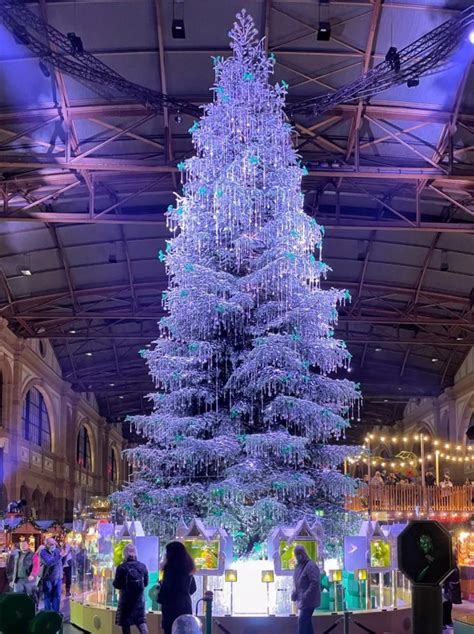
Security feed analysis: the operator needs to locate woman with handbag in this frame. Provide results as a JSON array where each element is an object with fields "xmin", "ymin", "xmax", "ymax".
[{"xmin": 158, "ymin": 542, "xmax": 197, "ymax": 634}]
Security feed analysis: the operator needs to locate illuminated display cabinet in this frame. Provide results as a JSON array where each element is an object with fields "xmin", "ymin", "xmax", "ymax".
[
  {"xmin": 176, "ymin": 518, "xmax": 232, "ymax": 576},
  {"xmin": 269, "ymin": 519, "xmax": 322, "ymax": 576}
]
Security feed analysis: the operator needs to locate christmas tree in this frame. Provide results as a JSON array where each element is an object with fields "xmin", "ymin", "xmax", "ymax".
[{"xmin": 113, "ymin": 10, "xmax": 361, "ymax": 554}]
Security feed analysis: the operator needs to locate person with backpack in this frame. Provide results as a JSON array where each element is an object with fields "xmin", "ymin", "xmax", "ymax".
[
  {"xmin": 157, "ymin": 541, "xmax": 197, "ymax": 634},
  {"xmin": 113, "ymin": 543, "xmax": 149, "ymax": 634}
]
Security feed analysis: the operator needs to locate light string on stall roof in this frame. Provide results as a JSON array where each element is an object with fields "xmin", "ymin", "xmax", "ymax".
[{"xmin": 347, "ymin": 453, "xmax": 473, "ymax": 468}]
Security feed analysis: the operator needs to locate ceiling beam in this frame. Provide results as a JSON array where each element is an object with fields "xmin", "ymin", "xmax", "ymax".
[
  {"xmin": 0, "ymin": 102, "xmax": 472, "ymax": 126},
  {"xmin": 6, "ymin": 312, "xmax": 472, "ymax": 326}
]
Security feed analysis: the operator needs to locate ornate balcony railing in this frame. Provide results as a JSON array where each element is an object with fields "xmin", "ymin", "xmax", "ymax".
[{"xmin": 346, "ymin": 485, "xmax": 474, "ymax": 514}]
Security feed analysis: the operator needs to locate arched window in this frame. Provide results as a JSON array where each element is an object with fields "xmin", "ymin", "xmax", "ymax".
[
  {"xmin": 22, "ymin": 388, "xmax": 52, "ymax": 450},
  {"xmin": 77, "ymin": 426, "xmax": 92, "ymax": 470},
  {"xmin": 109, "ymin": 447, "xmax": 118, "ymax": 483}
]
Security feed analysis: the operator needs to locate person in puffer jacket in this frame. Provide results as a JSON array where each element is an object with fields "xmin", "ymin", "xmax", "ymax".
[{"xmin": 291, "ymin": 544, "xmax": 321, "ymax": 634}]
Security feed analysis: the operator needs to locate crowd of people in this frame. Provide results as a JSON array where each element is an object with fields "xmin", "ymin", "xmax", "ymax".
[
  {"xmin": 365, "ymin": 470, "xmax": 473, "ymax": 489},
  {"xmin": 112, "ymin": 540, "xmax": 322, "ymax": 634},
  {"xmin": 2, "ymin": 537, "xmax": 89, "ymax": 616}
]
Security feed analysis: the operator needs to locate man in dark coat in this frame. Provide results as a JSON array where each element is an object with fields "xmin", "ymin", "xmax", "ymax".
[
  {"xmin": 113, "ymin": 543, "xmax": 149, "ymax": 634},
  {"xmin": 443, "ymin": 564, "xmax": 462, "ymax": 628},
  {"xmin": 40, "ymin": 538, "xmax": 64, "ymax": 612},
  {"xmin": 291, "ymin": 544, "xmax": 321, "ymax": 634}
]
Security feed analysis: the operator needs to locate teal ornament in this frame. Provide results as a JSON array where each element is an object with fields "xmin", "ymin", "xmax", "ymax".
[
  {"xmin": 320, "ymin": 225, "xmax": 326, "ymax": 236},
  {"xmin": 188, "ymin": 342, "xmax": 199, "ymax": 352},
  {"xmin": 216, "ymin": 303, "xmax": 226, "ymax": 314},
  {"xmin": 328, "ymin": 328, "xmax": 334, "ymax": 337},
  {"xmin": 175, "ymin": 433, "xmax": 184, "ymax": 442},
  {"xmin": 290, "ymin": 331, "xmax": 301, "ymax": 341},
  {"xmin": 303, "ymin": 375, "xmax": 310, "ymax": 383},
  {"xmin": 248, "ymin": 155, "xmax": 260, "ymax": 165},
  {"xmin": 243, "ymin": 71, "xmax": 254, "ymax": 81},
  {"xmin": 165, "ymin": 240, "xmax": 172, "ymax": 253},
  {"xmin": 284, "ymin": 251, "xmax": 296, "ymax": 261},
  {"xmin": 211, "ymin": 55, "xmax": 223, "ymax": 67},
  {"xmin": 269, "ymin": 52, "xmax": 276, "ymax": 61},
  {"xmin": 184, "ymin": 262, "xmax": 194, "ymax": 272},
  {"xmin": 286, "ymin": 398, "xmax": 295, "ymax": 408},
  {"xmin": 167, "ymin": 204, "xmax": 174, "ymax": 213},
  {"xmin": 188, "ymin": 120, "xmax": 200, "ymax": 134},
  {"xmin": 172, "ymin": 371, "xmax": 181, "ymax": 380},
  {"xmin": 138, "ymin": 348, "xmax": 147, "ymax": 358},
  {"xmin": 282, "ymin": 373, "xmax": 293, "ymax": 383},
  {"xmin": 159, "ymin": 316, "xmax": 168, "ymax": 325},
  {"xmin": 198, "ymin": 185, "xmax": 208, "ymax": 195},
  {"xmin": 216, "ymin": 188, "xmax": 224, "ymax": 198},
  {"xmin": 230, "ymin": 408, "xmax": 239, "ymax": 419},
  {"xmin": 290, "ymin": 229, "xmax": 299, "ymax": 238},
  {"xmin": 343, "ymin": 289, "xmax": 351, "ymax": 301},
  {"xmin": 162, "ymin": 291, "xmax": 168, "ymax": 300},
  {"xmin": 238, "ymin": 433, "xmax": 247, "ymax": 442},
  {"xmin": 301, "ymin": 165, "xmax": 309, "ymax": 176},
  {"xmin": 177, "ymin": 161, "xmax": 186, "ymax": 171},
  {"xmin": 158, "ymin": 250, "xmax": 166, "ymax": 262},
  {"xmin": 255, "ymin": 337, "xmax": 264, "ymax": 346},
  {"xmin": 222, "ymin": 95, "xmax": 230, "ymax": 103},
  {"xmin": 309, "ymin": 254, "xmax": 317, "ymax": 265},
  {"xmin": 309, "ymin": 218, "xmax": 317, "ymax": 227},
  {"xmin": 215, "ymin": 86, "xmax": 224, "ymax": 94},
  {"xmin": 175, "ymin": 206, "xmax": 184, "ymax": 216},
  {"xmin": 180, "ymin": 290, "xmax": 189, "ymax": 298},
  {"xmin": 281, "ymin": 445, "xmax": 292, "ymax": 454},
  {"xmin": 302, "ymin": 360, "xmax": 310, "ymax": 369}
]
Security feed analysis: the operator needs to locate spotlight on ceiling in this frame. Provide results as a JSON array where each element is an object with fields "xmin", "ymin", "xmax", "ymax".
[
  {"xmin": 385, "ymin": 46, "xmax": 401, "ymax": 73},
  {"xmin": 20, "ymin": 268, "xmax": 32, "ymax": 277},
  {"xmin": 317, "ymin": 21, "xmax": 331, "ymax": 41},
  {"xmin": 469, "ymin": 30, "xmax": 474, "ymax": 45},
  {"xmin": 13, "ymin": 26, "xmax": 29, "ymax": 46},
  {"xmin": 174, "ymin": 112, "xmax": 183, "ymax": 124},
  {"xmin": 172, "ymin": 19, "xmax": 185, "ymax": 38},
  {"xmin": 172, "ymin": 0, "xmax": 186, "ymax": 39},
  {"xmin": 407, "ymin": 78, "xmax": 419, "ymax": 88},
  {"xmin": 67, "ymin": 32, "xmax": 84, "ymax": 55},
  {"xmin": 39, "ymin": 60, "xmax": 50, "ymax": 78}
]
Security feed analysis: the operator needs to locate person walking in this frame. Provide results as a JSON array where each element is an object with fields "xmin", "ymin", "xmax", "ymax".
[
  {"xmin": 291, "ymin": 544, "xmax": 321, "ymax": 634},
  {"xmin": 6, "ymin": 540, "xmax": 39, "ymax": 597},
  {"xmin": 158, "ymin": 541, "xmax": 197, "ymax": 634},
  {"xmin": 40, "ymin": 538, "xmax": 64, "ymax": 612},
  {"xmin": 62, "ymin": 542, "xmax": 72, "ymax": 597},
  {"xmin": 443, "ymin": 563, "xmax": 462, "ymax": 629},
  {"xmin": 113, "ymin": 543, "xmax": 149, "ymax": 634}
]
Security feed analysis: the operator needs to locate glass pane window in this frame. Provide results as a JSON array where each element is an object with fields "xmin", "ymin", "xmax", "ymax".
[{"xmin": 22, "ymin": 388, "xmax": 52, "ymax": 450}]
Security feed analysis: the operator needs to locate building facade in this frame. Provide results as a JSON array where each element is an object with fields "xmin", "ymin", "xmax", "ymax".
[
  {"xmin": 373, "ymin": 348, "xmax": 474, "ymax": 481},
  {"xmin": 0, "ymin": 317, "xmax": 124, "ymax": 522}
]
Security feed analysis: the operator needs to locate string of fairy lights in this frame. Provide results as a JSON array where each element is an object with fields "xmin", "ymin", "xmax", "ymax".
[{"xmin": 346, "ymin": 432, "xmax": 474, "ymax": 468}]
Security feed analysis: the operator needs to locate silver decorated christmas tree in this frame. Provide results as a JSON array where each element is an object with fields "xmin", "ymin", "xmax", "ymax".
[{"xmin": 113, "ymin": 10, "xmax": 361, "ymax": 554}]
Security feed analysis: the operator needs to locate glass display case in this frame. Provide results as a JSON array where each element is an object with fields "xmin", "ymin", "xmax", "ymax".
[{"xmin": 71, "ymin": 519, "xmax": 159, "ymax": 611}]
